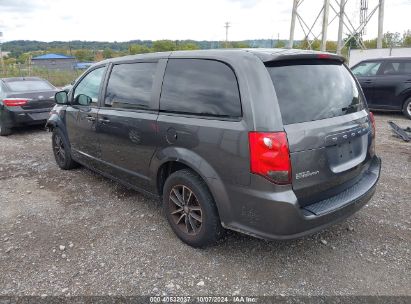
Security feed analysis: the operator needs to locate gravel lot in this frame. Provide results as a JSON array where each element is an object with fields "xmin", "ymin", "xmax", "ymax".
[{"xmin": 0, "ymin": 112, "xmax": 410, "ymax": 297}]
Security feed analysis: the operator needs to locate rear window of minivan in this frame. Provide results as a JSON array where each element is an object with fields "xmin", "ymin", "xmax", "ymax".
[{"xmin": 267, "ymin": 60, "xmax": 365, "ymax": 125}]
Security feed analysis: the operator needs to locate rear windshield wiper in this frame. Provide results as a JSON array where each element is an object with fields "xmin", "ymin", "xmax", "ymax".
[{"xmin": 341, "ymin": 104, "xmax": 359, "ymax": 112}]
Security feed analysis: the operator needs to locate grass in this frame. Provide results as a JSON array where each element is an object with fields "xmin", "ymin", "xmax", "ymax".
[{"xmin": 0, "ymin": 65, "xmax": 82, "ymax": 87}]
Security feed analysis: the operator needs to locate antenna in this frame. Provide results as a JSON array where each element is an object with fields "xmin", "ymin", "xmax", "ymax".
[{"xmin": 360, "ymin": 0, "xmax": 369, "ymax": 36}]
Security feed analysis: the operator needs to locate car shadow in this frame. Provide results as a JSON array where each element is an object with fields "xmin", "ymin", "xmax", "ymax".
[
  {"xmin": 106, "ymin": 176, "xmax": 351, "ymax": 254},
  {"xmin": 371, "ymin": 111, "xmax": 404, "ymax": 119},
  {"xmin": 8, "ymin": 125, "xmax": 48, "ymax": 136}
]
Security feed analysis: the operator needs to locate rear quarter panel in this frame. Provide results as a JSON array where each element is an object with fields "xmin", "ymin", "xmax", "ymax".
[{"xmin": 150, "ymin": 52, "xmax": 283, "ymax": 224}]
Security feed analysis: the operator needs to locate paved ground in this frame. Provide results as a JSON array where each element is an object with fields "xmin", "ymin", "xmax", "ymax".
[{"xmin": 0, "ymin": 113, "xmax": 410, "ymax": 296}]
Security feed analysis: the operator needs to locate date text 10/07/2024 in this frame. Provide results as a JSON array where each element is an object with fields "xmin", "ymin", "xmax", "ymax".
[{"xmin": 149, "ymin": 296, "xmax": 259, "ymax": 303}]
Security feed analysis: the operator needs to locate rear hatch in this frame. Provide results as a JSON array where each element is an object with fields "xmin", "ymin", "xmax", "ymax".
[{"xmin": 266, "ymin": 57, "xmax": 374, "ymax": 206}]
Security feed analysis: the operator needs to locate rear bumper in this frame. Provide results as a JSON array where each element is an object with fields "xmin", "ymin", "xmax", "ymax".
[
  {"xmin": 1, "ymin": 108, "xmax": 51, "ymax": 128},
  {"xmin": 223, "ymin": 156, "xmax": 381, "ymax": 240}
]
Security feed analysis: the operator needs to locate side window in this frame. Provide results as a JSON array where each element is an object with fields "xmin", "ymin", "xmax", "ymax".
[
  {"xmin": 380, "ymin": 62, "xmax": 401, "ymax": 75},
  {"xmin": 400, "ymin": 61, "xmax": 411, "ymax": 74},
  {"xmin": 73, "ymin": 66, "xmax": 106, "ymax": 106},
  {"xmin": 105, "ymin": 62, "xmax": 157, "ymax": 110},
  {"xmin": 351, "ymin": 61, "xmax": 382, "ymax": 77},
  {"xmin": 160, "ymin": 59, "xmax": 242, "ymax": 118}
]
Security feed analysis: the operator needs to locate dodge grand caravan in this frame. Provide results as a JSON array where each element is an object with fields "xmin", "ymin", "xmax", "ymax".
[{"xmin": 47, "ymin": 49, "xmax": 381, "ymax": 247}]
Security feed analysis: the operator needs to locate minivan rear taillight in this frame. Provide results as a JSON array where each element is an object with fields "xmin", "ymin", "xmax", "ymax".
[
  {"xmin": 248, "ymin": 132, "xmax": 291, "ymax": 184},
  {"xmin": 3, "ymin": 98, "xmax": 29, "ymax": 107}
]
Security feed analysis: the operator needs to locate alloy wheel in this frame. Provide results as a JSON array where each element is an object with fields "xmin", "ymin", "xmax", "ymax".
[
  {"xmin": 169, "ymin": 185, "xmax": 203, "ymax": 235},
  {"xmin": 53, "ymin": 134, "xmax": 66, "ymax": 165}
]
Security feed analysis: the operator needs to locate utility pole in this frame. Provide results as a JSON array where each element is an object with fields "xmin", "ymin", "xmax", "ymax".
[
  {"xmin": 68, "ymin": 40, "xmax": 73, "ymax": 57},
  {"xmin": 377, "ymin": 0, "xmax": 385, "ymax": 48},
  {"xmin": 288, "ymin": 0, "xmax": 299, "ymax": 48},
  {"xmin": 0, "ymin": 31, "xmax": 4, "ymax": 72},
  {"xmin": 224, "ymin": 22, "xmax": 231, "ymax": 48},
  {"xmin": 321, "ymin": 0, "xmax": 330, "ymax": 51},
  {"xmin": 337, "ymin": 0, "xmax": 346, "ymax": 55}
]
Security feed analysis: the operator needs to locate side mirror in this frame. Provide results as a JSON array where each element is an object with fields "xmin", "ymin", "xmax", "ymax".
[
  {"xmin": 55, "ymin": 91, "xmax": 68, "ymax": 104},
  {"xmin": 76, "ymin": 94, "xmax": 92, "ymax": 106}
]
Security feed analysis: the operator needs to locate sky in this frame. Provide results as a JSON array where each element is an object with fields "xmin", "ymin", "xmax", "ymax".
[{"xmin": 0, "ymin": 0, "xmax": 410, "ymax": 42}]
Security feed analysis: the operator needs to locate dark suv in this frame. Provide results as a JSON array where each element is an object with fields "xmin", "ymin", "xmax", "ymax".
[
  {"xmin": 351, "ymin": 57, "xmax": 411, "ymax": 119},
  {"xmin": 47, "ymin": 49, "xmax": 381, "ymax": 247}
]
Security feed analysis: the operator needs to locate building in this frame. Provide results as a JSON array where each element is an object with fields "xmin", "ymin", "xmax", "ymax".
[
  {"xmin": 73, "ymin": 62, "xmax": 94, "ymax": 70},
  {"xmin": 31, "ymin": 53, "xmax": 77, "ymax": 70},
  {"xmin": 349, "ymin": 47, "xmax": 411, "ymax": 67},
  {"xmin": 0, "ymin": 51, "xmax": 10, "ymax": 58}
]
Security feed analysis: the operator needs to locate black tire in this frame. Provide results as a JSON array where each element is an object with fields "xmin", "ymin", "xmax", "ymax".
[
  {"xmin": 0, "ymin": 119, "xmax": 12, "ymax": 136},
  {"xmin": 52, "ymin": 128, "xmax": 78, "ymax": 170},
  {"xmin": 403, "ymin": 97, "xmax": 411, "ymax": 120},
  {"xmin": 163, "ymin": 169, "xmax": 224, "ymax": 248}
]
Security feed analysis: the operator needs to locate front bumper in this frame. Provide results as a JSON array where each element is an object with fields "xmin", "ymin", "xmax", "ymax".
[
  {"xmin": 223, "ymin": 156, "xmax": 381, "ymax": 240},
  {"xmin": 1, "ymin": 108, "xmax": 52, "ymax": 128}
]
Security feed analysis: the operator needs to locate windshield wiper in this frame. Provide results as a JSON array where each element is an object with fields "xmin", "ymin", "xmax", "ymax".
[{"xmin": 341, "ymin": 104, "xmax": 359, "ymax": 112}]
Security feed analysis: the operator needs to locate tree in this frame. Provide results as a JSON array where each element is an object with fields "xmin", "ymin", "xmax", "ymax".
[
  {"xmin": 152, "ymin": 40, "xmax": 176, "ymax": 52},
  {"xmin": 384, "ymin": 32, "xmax": 402, "ymax": 48},
  {"xmin": 227, "ymin": 41, "xmax": 250, "ymax": 48},
  {"xmin": 326, "ymin": 41, "xmax": 337, "ymax": 52},
  {"xmin": 344, "ymin": 33, "xmax": 361, "ymax": 49},
  {"xmin": 177, "ymin": 43, "xmax": 199, "ymax": 50},
  {"xmin": 402, "ymin": 30, "xmax": 411, "ymax": 47},
  {"xmin": 17, "ymin": 53, "xmax": 31, "ymax": 64},
  {"xmin": 363, "ymin": 38, "xmax": 377, "ymax": 49},
  {"xmin": 129, "ymin": 44, "xmax": 151, "ymax": 54},
  {"xmin": 298, "ymin": 39, "xmax": 321, "ymax": 50},
  {"xmin": 275, "ymin": 40, "xmax": 286, "ymax": 48},
  {"xmin": 4, "ymin": 57, "xmax": 16, "ymax": 65},
  {"xmin": 74, "ymin": 49, "xmax": 94, "ymax": 62},
  {"xmin": 102, "ymin": 48, "xmax": 114, "ymax": 59}
]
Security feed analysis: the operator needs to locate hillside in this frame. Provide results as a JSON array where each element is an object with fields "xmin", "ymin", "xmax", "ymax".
[{"xmin": 1, "ymin": 39, "xmax": 290, "ymax": 57}]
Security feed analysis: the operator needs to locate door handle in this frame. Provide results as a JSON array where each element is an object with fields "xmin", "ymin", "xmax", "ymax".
[
  {"xmin": 86, "ymin": 115, "xmax": 96, "ymax": 122},
  {"xmin": 98, "ymin": 117, "xmax": 111, "ymax": 124},
  {"xmin": 364, "ymin": 80, "xmax": 373, "ymax": 84}
]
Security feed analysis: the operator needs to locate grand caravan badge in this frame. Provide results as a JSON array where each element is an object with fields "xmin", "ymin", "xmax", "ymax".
[{"xmin": 296, "ymin": 170, "xmax": 320, "ymax": 180}]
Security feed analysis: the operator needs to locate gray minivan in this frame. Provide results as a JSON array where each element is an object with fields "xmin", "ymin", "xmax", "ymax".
[{"xmin": 47, "ymin": 49, "xmax": 381, "ymax": 247}]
